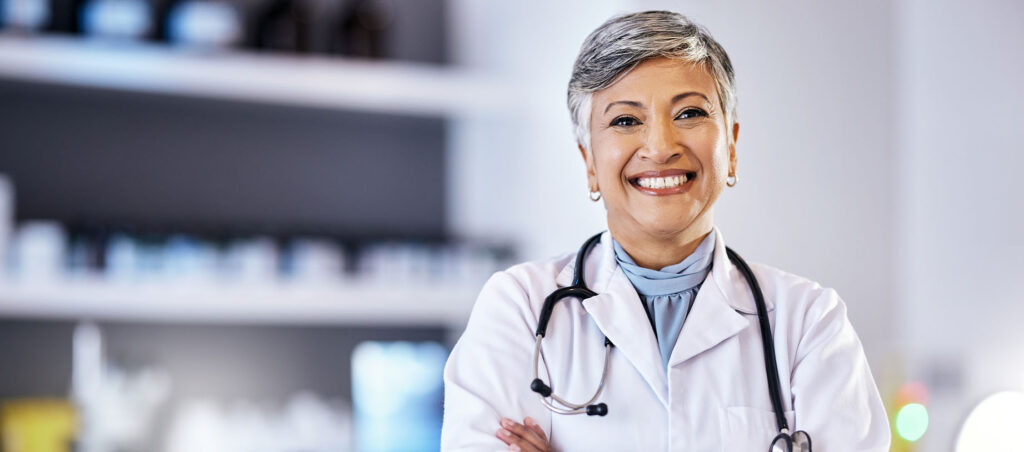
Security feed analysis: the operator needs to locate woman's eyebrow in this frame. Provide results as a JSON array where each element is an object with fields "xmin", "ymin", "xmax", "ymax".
[
  {"xmin": 603, "ymin": 92, "xmax": 712, "ymax": 114},
  {"xmin": 673, "ymin": 92, "xmax": 711, "ymax": 104},
  {"xmin": 603, "ymin": 100, "xmax": 642, "ymax": 114}
]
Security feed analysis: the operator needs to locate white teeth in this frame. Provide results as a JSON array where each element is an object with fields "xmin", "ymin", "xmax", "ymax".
[{"xmin": 636, "ymin": 174, "xmax": 689, "ymax": 189}]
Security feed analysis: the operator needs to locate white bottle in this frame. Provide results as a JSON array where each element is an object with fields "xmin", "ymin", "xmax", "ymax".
[
  {"xmin": 10, "ymin": 220, "xmax": 66, "ymax": 281},
  {"xmin": 0, "ymin": 174, "xmax": 11, "ymax": 280}
]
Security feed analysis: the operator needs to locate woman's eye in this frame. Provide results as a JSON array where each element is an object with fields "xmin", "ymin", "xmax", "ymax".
[
  {"xmin": 610, "ymin": 116, "xmax": 641, "ymax": 127},
  {"xmin": 676, "ymin": 108, "xmax": 708, "ymax": 120}
]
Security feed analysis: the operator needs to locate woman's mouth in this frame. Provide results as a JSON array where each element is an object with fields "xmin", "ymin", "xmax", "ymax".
[{"xmin": 628, "ymin": 170, "xmax": 697, "ymax": 195}]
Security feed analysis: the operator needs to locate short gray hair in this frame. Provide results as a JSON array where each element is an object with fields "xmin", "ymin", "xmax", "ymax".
[{"xmin": 568, "ymin": 11, "xmax": 737, "ymax": 151}]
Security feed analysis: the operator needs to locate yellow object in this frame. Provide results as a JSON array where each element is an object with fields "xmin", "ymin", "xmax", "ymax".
[{"xmin": 0, "ymin": 399, "xmax": 76, "ymax": 452}]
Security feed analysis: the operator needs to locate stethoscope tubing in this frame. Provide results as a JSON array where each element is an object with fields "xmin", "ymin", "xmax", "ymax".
[
  {"xmin": 532, "ymin": 334, "xmax": 613, "ymax": 414},
  {"xmin": 529, "ymin": 231, "xmax": 806, "ymax": 447},
  {"xmin": 530, "ymin": 232, "xmax": 611, "ymax": 416},
  {"xmin": 726, "ymin": 247, "xmax": 789, "ymax": 433}
]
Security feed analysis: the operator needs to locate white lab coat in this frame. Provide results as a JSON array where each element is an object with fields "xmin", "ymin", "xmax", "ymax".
[{"xmin": 442, "ymin": 229, "xmax": 890, "ymax": 451}]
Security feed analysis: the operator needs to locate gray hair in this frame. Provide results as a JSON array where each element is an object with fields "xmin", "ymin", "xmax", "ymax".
[{"xmin": 568, "ymin": 11, "xmax": 737, "ymax": 151}]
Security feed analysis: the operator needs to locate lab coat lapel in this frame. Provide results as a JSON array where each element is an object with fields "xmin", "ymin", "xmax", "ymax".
[
  {"xmin": 582, "ymin": 274, "xmax": 669, "ymax": 407},
  {"xmin": 556, "ymin": 232, "xmax": 669, "ymax": 407},
  {"xmin": 668, "ymin": 229, "xmax": 751, "ymax": 368}
]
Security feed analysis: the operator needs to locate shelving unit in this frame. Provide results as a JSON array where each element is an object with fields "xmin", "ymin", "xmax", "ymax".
[
  {"xmin": 0, "ymin": 31, "xmax": 501, "ymax": 332},
  {"xmin": 0, "ymin": 278, "xmax": 480, "ymax": 327},
  {"xmin": 0, "ymin": 8, "xmax": 498, "ymax": 450},
  {"xmin": 0, "ymin": 34, "xmax": 512, "ymax": 116},
  {"xmin": 0, "ymin": 33, "xmax": 501, "ymax": 330}
]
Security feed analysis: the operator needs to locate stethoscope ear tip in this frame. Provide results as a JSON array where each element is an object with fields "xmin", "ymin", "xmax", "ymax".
[
  {"xmin": 530, "ymin": 378, "xmax": 553, "ymax": 397},
  {"xmin": 585, "ymin": 403, "xmax": 608, "ymax": 416}
]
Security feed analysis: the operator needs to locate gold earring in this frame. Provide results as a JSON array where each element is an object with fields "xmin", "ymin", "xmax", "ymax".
[
  {"xmin": 589, "ymin": 190, "xmax": 601, "ymax": 202},
  {"xmin": 726, "ymin": 174, "xmax": 738, "ymax": 187}
]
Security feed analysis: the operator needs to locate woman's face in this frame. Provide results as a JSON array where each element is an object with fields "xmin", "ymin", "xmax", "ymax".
[{"xmin": 581, "ymin": 57, "xmax": 738, "ymax": 240}]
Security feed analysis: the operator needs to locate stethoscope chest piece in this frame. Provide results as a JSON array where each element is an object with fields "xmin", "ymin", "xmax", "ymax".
[{"xmin": 770, "ymin": 429, "xmax": 812, "ymax": 452}]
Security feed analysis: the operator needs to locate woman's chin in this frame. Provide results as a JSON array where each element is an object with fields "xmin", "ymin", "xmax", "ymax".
[
  {"xmin": 631, "ymin": 216, "xmax": 699, "ymax": 238},
  {"xmin": 608, "ymin": 204, "xmax": 705, "ymax": 237}
]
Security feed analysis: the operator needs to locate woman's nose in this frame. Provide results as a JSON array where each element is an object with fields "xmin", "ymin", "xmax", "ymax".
[{"xmin": 638, "ymin": 119, "xmax": 682, "ymax": 164}]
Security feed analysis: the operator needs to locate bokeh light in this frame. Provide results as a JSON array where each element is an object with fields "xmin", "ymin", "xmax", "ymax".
[
  {"xmin": 897, "ymin": 381, "xmax": 929, "ymax": 406},
  {"xmin": 895, "ymin": 403, "xmax": 928, "ymax": 442}
]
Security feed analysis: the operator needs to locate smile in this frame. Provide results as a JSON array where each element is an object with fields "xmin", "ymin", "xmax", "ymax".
[
  {"xmin": 636, "ymin": 175, "xmax": 687, "ymax": 189},
  {"xmin": 628, "ymin": 170, "xmax": 697, "ymax": 195}
]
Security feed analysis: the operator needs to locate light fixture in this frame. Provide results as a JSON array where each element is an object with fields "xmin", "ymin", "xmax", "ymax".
[{"xmin": 955, "ymin": 390, "xmax": 1024, "ymax": 451}]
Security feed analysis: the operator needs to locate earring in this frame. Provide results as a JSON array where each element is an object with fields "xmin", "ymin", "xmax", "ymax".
[
  {"xmin": 589, "ymin": 190, "xmax": 602, "ymax": 202},
  {"xmin": 726, "ymin": 174, "xmax": 738, "ymax": 187}
]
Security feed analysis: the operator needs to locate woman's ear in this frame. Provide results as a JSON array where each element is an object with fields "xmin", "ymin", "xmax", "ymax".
[
  {"xmin": 729, "ymin": 122, "xmax": 740, "ymax": 176},
  {"xmin": 578, "ymin": 143, "xmax": 598, "ymax": 191}
]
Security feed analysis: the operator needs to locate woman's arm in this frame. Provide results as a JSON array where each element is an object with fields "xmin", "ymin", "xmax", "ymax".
[
  {"xmin": 790, "ymin": 288, "xmax": 891, "ymax": 451},
  {"xmin": 441, "ymin": 271, "xmax": 553, "ymax": 451}
]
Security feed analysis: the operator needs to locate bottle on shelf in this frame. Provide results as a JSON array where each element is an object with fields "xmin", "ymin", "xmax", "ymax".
[
  {"xmin": 0, "ymin": 175, "xmax": 11, "ymax": 277},
  {"xmin": 0, "ymin": 0, "xmax": 51, "ymax": 32},
  {"xmin": 329, "ymin": 0, "xmax": 392, "ymax": 59},
  {"xmin": 7, "ymin": 220, "xmax": 66, "ymax": 281},
  {"xmin": 43, "ymin": 0, "xmax": 87, "ymax": 34},
  {"xmin": 249, "ymin": 0, "xmax": 310, "ymax": 53},
  {"xmin": 163, "ymin": 0, "xmax": 243, "ymax": 50},
  {"xmin": 78, "ymin": 0, "xmax": 153, "ymax": 40}
]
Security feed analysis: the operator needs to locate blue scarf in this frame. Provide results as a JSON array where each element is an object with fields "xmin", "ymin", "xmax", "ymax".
[{"xmin": 611, "ymin": 232, "xmax": 716, "ymax": 369}]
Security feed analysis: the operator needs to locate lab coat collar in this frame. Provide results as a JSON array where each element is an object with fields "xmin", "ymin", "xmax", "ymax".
[
  {"xmin": 667, "ymin": 228, "xmax": 751, "ymax": 368},
  {"xmin": 552, "ymin": 228, "xmax": 772, "ymax": 404},
  {"xmin": 707, "ymin": 227, "xmax": 776, "ymax": 315},
  {"xmin": 553, "ymin": 230, "xmax": 616, "ymax": 292},
  {"xmin": 553, "ymin": 228, "xmax": 774, "ymax": 314}
]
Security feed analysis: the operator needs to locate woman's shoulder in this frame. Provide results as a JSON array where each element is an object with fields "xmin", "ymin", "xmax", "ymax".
[
  {"xmin": 475, "ymin": 251, "xmax": 575, "ymax": 305},
  {"xmin": 748, "ymin": 262, "xmax": 830, "ymax": 295},
  {"xmin": 744, "ymin": 261, "xmax": 845, "ymax": 316},
  {"xmin": 476, "ymin": 250, "xmax": 580, "ymax": 300},
  {"xmin": 466, "ymin": 252, "xmax": 577, "ymax": 327}
]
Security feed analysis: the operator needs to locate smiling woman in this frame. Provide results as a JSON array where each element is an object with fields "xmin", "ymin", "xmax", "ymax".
[
  {"xmin": 441, "ymin": 10, "xmax": 890, "ymax": 452},
  {"xmin": 583, "ymin": 57, "xmax": 736, "ymax": 270}
]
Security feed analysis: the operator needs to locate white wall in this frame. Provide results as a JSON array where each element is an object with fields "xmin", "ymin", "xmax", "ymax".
[{"xmin": 896, "ymin": 0, "xmax": 1024, "ymax": 449}]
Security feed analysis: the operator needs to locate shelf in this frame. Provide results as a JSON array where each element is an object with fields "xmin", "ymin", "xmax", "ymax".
[
  {"xmin": 0, "ymin": 277, "xmax": 480, "ymax": 327},
  {"xmin": 0, "ymin": 34, "xmax": 512, "ymax": 116}
]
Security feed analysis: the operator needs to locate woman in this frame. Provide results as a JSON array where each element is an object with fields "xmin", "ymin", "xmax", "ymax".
[{"xmin": 441, "ymin": 11, "xmax": 889, "ymax": 451}]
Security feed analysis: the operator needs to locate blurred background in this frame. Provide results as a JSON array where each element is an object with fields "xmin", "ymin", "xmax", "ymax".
[{"xmin": 0, "ymin": 0, "xmax": 1021, "ymax": 450}]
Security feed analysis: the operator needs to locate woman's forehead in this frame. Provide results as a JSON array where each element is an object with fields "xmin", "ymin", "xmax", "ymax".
[{"xmin": 594, "ymin": 57, "xmax": 718, "ymax": 107}]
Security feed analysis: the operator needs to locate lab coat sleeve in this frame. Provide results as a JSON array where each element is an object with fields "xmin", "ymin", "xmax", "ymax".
[
  {"xmin": 790, "ymin": 288, "xmax": 891, "ymax": 452},
  {"xmin": 441, "ymin": 270, "xmax": 552, "ymax": 451}
]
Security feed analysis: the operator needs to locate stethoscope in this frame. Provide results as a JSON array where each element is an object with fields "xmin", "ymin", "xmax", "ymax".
[{"xmin": 529, "ymin": 232, "xmax": 813, "ymax": 452}]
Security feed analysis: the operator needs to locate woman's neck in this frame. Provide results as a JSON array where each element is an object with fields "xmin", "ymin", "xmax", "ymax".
[{"xmin": 609, "ymin": 219, "xmax": 714, "ymax": 270}]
